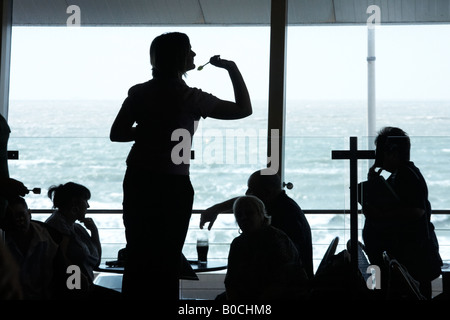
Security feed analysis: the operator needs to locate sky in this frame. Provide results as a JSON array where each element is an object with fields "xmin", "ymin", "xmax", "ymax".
[{"xmin": 8, "ymin": 24, "xmax": 450, "ymax": 102}]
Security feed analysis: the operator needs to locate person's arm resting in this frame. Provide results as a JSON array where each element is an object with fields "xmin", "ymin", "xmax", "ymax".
[{"xmin": 200, "ymin": 197, "xmax": 238, "ymax": 230}]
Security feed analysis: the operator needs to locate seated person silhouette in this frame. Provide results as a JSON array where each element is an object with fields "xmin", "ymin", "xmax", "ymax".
[
  {"xmin": 361, "ymin": 127, "xmax": 442, "ymax": 299},
  {"xmin": 224, "ymin": 195, "xmax": 308, "ymax": 300},
  {"xmin": 2, "ymin": 196, "xmax": 67, "ymax": 299},
  {"xmin": 45, "ymin": 182, "xmax": 119, "ymax": 299},
  {"xmin": 201, "ymin": 169, "xmax": 314, "ymax": 279}
]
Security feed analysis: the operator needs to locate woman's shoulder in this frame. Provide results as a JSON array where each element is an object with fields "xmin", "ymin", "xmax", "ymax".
[
  {"xmin": 45, "ymin": 212, "xmax": 68, "ymax": 234},
  {"xmin": 127, "ymin": 80, "xmax": 154, "ymax": 96}
]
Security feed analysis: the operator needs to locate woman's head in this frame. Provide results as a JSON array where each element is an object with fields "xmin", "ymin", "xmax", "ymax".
[
  {"xmin": 150, "ymin": 32, "xmax": 196, "ymax": 78},
  {"xmin": 48, "ymin": 182, "xmax": 90, "ymax": 220},
  {"xmin": 233, "ymin": 195, "xmax": 270, "ymax": 234}
]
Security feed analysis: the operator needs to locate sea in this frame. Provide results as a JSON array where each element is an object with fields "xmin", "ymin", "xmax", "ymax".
[{"xmin": 6, "ymin": 99, "xmax": 450, "ymax": 263}]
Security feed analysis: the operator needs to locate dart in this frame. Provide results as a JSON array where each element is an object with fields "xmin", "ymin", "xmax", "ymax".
[
  {"xmin": 28, "ymin": 188, "xmax": 41, "ymax": 194},
  {"xmin": 197, "ymin": 61, "xmax": 210, "ymax": 71}
]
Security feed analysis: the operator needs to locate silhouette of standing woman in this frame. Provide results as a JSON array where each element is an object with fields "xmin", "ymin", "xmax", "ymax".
[{"xmin": 110, "ymin": 32, "xmax": 252, "ymax": 300}]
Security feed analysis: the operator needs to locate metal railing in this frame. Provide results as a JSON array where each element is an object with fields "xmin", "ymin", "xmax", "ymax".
[{"xmin": 30, "ymin": 208, "xmax": 450, "ymax": 271}]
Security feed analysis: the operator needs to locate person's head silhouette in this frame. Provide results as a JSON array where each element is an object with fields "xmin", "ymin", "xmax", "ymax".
[
  {"xmin": 150, "ymin": 32, "xmax": 196, "ymax": 78},
  {"xmin": 233, "ymin": 195, "xmax": 270, "ymax": 234},
  {"xmin": 47, "ymin": 182, "xmax": 91, "ymax": 223},
  {"xmin": 374, "ymin": 126, "xmax": 410, "ymax": 172}
]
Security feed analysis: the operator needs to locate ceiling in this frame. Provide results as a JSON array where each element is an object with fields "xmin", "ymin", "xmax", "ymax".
[{"xmin": 12, "ymin": 0, "xmax": 450, "ymax": 26}]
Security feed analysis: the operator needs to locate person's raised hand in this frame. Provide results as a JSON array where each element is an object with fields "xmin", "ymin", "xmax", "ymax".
[
  {"xmin": 80, "ymin": 217, "xmax": 97, "ymax": 232},
  {"xmin": 368, "ymin": 165, "xmax": 382, "ymax": 180},
  {"xmin": 2, "ymin": 178, "xmax": 29, "ymax": 197},
  {"xmin": 209, "ymin": 55, "xmax": 236, "ymax": 70}
]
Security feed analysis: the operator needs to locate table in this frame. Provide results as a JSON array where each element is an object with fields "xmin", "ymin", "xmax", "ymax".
[
  {"xmin": 187, "ymin": 260, "xmax": 228, "ymax": 273},
  {"xmin": 96, "ymin": 259, "xmax": 227, "ymax": 280}
]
